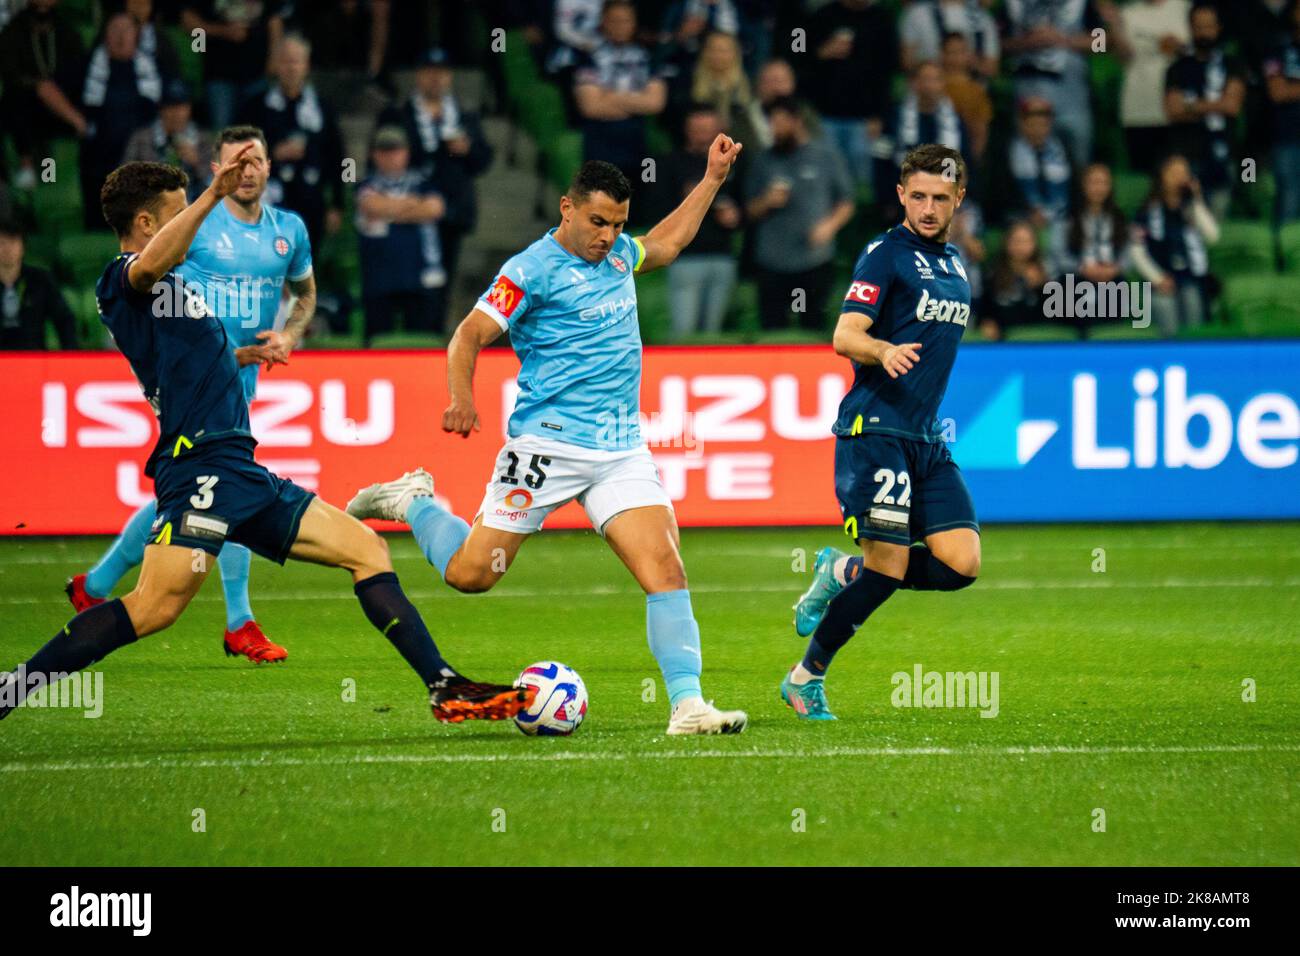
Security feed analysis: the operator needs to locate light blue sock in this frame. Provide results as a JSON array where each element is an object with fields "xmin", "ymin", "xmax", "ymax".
[
  {"xmin": 217, "ymin": 543, "xmax": 255, "ymax": 630},
  {"xmin": 407, "ymin": 496, "xmax": 470, "ymax": 579},
  {"xmin": 646, "ymin": 589, "xmax": 704, "ymax": 707},
  {"xmin": 85, "ymin": 500, "xmax": 157, "ymax": 598}
]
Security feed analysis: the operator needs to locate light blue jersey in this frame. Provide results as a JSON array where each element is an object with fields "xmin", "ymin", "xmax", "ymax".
[
  {"xmin": 476, "ymin": 228, "xmax": 646, "ymax": 451},
  {"xmin": 178, "ymin": 200, "xmax": 313, "ymax": 401}
]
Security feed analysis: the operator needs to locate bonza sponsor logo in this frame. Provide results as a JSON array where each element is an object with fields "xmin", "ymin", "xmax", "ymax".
[{"xmin": 914, "ymin": 288, "xmax": 969, "ymax": 326}]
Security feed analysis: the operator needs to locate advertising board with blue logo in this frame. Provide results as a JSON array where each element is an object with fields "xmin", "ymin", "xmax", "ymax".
[{"xmin": 940, "ymin": 342, "xmax": 1300, "ymax": 521}]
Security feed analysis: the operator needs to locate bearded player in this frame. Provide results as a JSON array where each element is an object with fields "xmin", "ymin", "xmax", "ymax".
[
  {"xmin": 346, "ymin": 143, "xmax": 750, "ymax": 736},
  {"xmin": 66, "ymin": 126, "xmax": 313, "ymax": 664},
  {"xmin": 781, "ymin": 144, "xmax": 982, "ymax": 720}
]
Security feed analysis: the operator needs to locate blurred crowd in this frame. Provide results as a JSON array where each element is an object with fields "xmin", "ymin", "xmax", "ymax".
[{"xmin": 1, "ymin": 0, "xmax": 1298, "ymax": 350}]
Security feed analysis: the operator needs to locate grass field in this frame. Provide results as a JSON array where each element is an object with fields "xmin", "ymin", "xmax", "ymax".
[{"xmin": 1, "ymin": 523, "xmax": 1297, "ymax": 866}]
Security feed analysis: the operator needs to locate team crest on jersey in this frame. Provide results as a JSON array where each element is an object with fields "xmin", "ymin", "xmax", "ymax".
[
  {"xmin": 273, "ymin": 236, "xmax": 290, "ymax": 257},
  {"xmin": 487, "ymin": 274, "xmax": 525, "ymax": 318},
  {"xmin": 609, "ymin": 254, "xmax": 627, "ymax": 273}
]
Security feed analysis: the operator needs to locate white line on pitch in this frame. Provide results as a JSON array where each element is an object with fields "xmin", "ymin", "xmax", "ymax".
[
  {"xmin": 2, "ymin": 743, "xmax": 1298, "ymax": 775},
  {"xmin": 2, "ymin": 576, "xmax": 1299, "ymax": 605}
]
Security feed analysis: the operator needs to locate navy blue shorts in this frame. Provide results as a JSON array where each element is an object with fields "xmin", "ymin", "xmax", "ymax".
[
  {"xmin": 150, "ymin": 440, "xmax": 315, "ymax": 562},
  {"xmin": 834, "ymin": 433, "xmax": 979, "ymax": 546}
]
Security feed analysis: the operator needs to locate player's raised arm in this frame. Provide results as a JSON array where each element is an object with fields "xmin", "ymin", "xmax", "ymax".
[
  {"xmin": 443, "ymin": 308, "xmax": 505, "ymax": 437},
  {"xmin": 635, "ymin": 133, "xmax": 742, "ymax": 273},
  {"xmin": 127, "ymin": 143, "xmax": 255, "ymax": 293}
]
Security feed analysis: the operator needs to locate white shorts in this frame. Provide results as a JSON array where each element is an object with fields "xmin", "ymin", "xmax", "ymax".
[{"xmin": 475, "ymin": 435, "xmax": 671, "ymax": 535}]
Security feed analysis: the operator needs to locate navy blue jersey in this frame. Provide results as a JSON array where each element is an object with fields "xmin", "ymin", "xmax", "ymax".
[
  {"xmin": 832, "ymin": 224, "xmax": 971, "ymax": 443},
  {"xmin": 95, "ymin": 253, "xmax": 253, "ymax": 477}
]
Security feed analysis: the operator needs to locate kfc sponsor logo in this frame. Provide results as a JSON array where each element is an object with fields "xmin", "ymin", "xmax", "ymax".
[
  {"xmin": 486, "ymin": 275, "xmax": 525, "ymax": 318},
  {"xmin": 846, "ymin": 281, "xmax": 880, "ymax": 306}
]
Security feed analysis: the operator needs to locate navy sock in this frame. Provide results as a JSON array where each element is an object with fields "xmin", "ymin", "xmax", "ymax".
[
  {"xmin": 354, "ymin": 572, "xmax": 454, "ymax": 688},
  {"xmin": 2, "ymin": 601, "xmax": 138, "ymax": 715},
  {"xmin": 901, "ymin": 549, "xmax": 976, "ymax": 591},
  {"xmin": 802, "ymin": 567, "xmax": 900, "ymax": 676}
]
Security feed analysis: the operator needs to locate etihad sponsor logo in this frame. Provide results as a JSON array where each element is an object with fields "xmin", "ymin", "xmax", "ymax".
[
  {"xmin": 914, "ymin": 289, "xmax": 969, "ymax": 326},
  {"xmin": 578, "ymin": 296, "xmax": 637, "ymax": 321}
]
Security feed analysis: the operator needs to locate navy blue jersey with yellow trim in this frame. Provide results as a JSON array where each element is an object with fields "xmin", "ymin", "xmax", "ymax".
[
  {"xmin": 832, "ymin": 223, "xmax": 971, "ymax": 443},
  {"xmin": 95, "ymin": 253, "xmax": 253, "ymax": 477}
]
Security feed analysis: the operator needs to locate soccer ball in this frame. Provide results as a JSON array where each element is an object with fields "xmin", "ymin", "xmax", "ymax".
[{"xmin": 513, "ymin": 661, "xmax": 588, "ymax": 736}]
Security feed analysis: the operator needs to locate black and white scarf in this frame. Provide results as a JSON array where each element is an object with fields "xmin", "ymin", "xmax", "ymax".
[
  {"xmin": 265, "ymin": 82, "xmax": 324, "ymax": 133},
  {"xmin": 82, "ymin": 44, "xmax": 161, "ymax": 107},
  {"xmin": 412, "ymin": 93, "xmax": 461, "ymax": 154}
]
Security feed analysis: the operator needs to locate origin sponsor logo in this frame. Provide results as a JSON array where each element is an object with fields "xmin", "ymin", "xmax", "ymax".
[{"xmin": 493, "ymin": 507, "xmax": 530, "ymax": 522}]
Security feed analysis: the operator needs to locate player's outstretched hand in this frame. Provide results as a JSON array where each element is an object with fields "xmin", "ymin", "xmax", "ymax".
[
  {"xmin": 442, "ymin": 400, "xmax": 481, "ymax": 438},
  {"xmin": 706, "ymin": 133, "xmax": 743, "ymax": 182},
  {"xmin": 881, "ymin": 343, "xmax": 921, "ymax": 379},
  {"xmin": 210, "ymin": 142, "xmax": 255, "ymax": 199},
  {"xmin": 255, "ymin": 329, "xmax": 295, "ymax": 368},
  {"xmin": 234, "ymin": 344, "xmax": 276, "ymax": 368}
]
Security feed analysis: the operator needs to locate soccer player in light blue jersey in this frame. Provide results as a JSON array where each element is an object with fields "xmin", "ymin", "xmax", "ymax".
[
  {"xmin": 66, "ymin": 126, "xmax": 317, "ymax": 665},
  {"xmin": 348, "ymin": 142, "xmax": 749, "ymax": 735}
]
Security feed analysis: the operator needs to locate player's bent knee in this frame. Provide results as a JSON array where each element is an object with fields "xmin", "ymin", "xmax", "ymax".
[{"xmin": 444, "ymin": 559, "xmax": 497, "ymax": 594}]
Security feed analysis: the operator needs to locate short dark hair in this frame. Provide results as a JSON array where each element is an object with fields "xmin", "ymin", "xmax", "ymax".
[
  {"xmin": 0, "ymin": 214, "xmax": 24, "ymax": 239},
  {"xmin": 568, "ymin": 160, "xmax": 631, "ymax": 205},
  {"xmin": 898, "ymin": 143, "xmax": 966, "ymax": 189},
  {"xmin": 213, "ymin": 124, "xmax": 269, "ymax": 161},
  {"xmin": 100, "ymin": 162, "xmax": 189, "ymax": 236}
]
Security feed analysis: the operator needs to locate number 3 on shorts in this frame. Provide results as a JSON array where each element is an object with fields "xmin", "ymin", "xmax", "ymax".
[
  {"xmin": 872, "ymin": 468, "xmax": 911, "ymax": 506},
  {"xmin": 190, "ymin": 475, "xmax": 219, "ymax": 510}
]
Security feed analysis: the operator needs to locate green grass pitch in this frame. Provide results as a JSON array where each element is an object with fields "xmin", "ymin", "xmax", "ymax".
[{"xmin": 1, "ymin": 523, "xmax": 1297, "ymax": 866}]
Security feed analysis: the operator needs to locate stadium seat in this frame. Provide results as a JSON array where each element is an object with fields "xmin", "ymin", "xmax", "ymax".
[
  {"xmin": 1209, "ymin": 220, "xmax": 1277, "ymax": 274},
  {"xmin": 57, "ymin": 233, "xmax": 121, "ymax": 287},
  {"xmin": 546, "ymin": 132, "xmax": 583, "ymax": 194},
  {"xmin": 1002, "ymin": 324, "xmax": 1080, "ymax": 342},
  {"xmin": 1084, "ymin": 321, "xmax": 1161, "ymax": 341},
  {"xmin": 1112, "ymin": 170, "xmax": 1149, "ymax": 218},
  {"xmin": 1221, "ymin": 273, "xmax": 1300, "ymax": 337},
  {"xmin": 1279, "ymin": 222, "xmax": 1300, "ymax": 271},
  {"xmin": 634, "ymin": 267, "xmax": 671, "ymax": 344}
]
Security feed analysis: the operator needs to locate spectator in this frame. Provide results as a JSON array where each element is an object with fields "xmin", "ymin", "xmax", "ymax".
[
  {"xmin": 941, "ymin": 33, "xmax": 992, "ymax": 161},
  {"xmin": 573, "ymin": 0, "xmax": 668, "ymax": 204},
  {"xmin": 744, "ymin": 96, "xmax": 854, "ymax": 331},
  {"xmin": 72, "ymin": 11, "xmax": 168, "ymax": 229},
  {"xmin": 378, "ymin": 46, "xmax": 494, "ymax": 312},
  {"xmin": 1111, "ymin": 0, "xmax": 1190, "ymax": 173},
  {"xmin": 900, "ymin": 0, "xmax": 1000, "ymax": 79},
  {"xmin": 876, "ymin": 61, "xmax": 972, "ymax": 204},
  {"xmin": 680, "ymin": 31, "xmax": 765, "ymax": 148},
  {"xmin": 303, "ymin": 0, "xmax": 391, "ymax": 87},
  {"xmin": 0, "ymin": 0, "xmax": 84, "ymax": 189},
  {"xmin": 749, "ymin": 57, "xmax": 813, "ymax": 148},
  {"xmin": 1007, "ymin": 96, "xmax": 1072, "ymax": 237},
  {"xmin": 805, "ymin": 0, "xmax": 898, "ymax": 187},
  {"xmin": 661, "ymin": 104, "xmax": 743, "ymax": 338},
  {"xmin": 980, "ymin": 219, "xmax": 1050, "ymax": 340},
  {"xmin": 355, "ymin": 126, "xmax": 457, "ymax": 345},
  {"xmin": 120, "ymin": 0, "xmax": 181, "ymax": 80},
  {"xmin": 181, "ymin": 1, "xmax": 289, "ymax": 131},
  {"xmin": 948, "ymin": 201, "xmax": 987, "ymax": 314},
  {"xmin": 1052, "ymin": 163, "xmax": 1130, "ymax": 335},
  {"xmin": 1129, "ymin": 154, "xmax": 1219, "ymax": 335},
  {"xmin": 1165, "ymin": 2, "xmax": 1246, "ymax": 221},
  {"xmin": 0, "ymin": 216, "xmax": 77, "ymax": 349},
  {"xmin": 1000, "ymin": 0, "xmax": 1102, "ymax": 167},
  {"xmin": 123, "ymin": 78, "xmax": 212, "ymax": 200},
  {"xmin": 1230, "ymin": 0, "xmax": 1298, "ymax": 166},
  {"xmin": 240, "ymin": 33, "xmax": 346, "ymax": 255},
  {"xmin": 1264, "ymin": 3, "xmax": 1300, "ymax": 222},
  {"xmin": 547, "ymin": 0, "xmax": 604, "ymax": 75}
]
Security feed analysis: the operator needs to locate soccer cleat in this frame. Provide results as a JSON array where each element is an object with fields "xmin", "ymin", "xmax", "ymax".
[
  {"xmin": 780, "ymin": 669, "xmax": 837, "ymax": 720},
  {"xmin": 65, "ymin": 574, "xmax": 106, "ymax": 614},
  {"xmin": 665, "ymin": 697, "xmax": 748, "ymax": 735},
  {"xmin": 430, "ymin": 676, "xmax": 536, "ymax": 723},
  {"xmin": 223, "ymin": 621, "xmax": 288, "ymax": 664},
  {"xmin": 793, "ymin": 546, "xmax": 849, "ymax": 637},
  {"xmin": 346, "ymin": 468, "xmax": 433, "ymax": 523}
]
